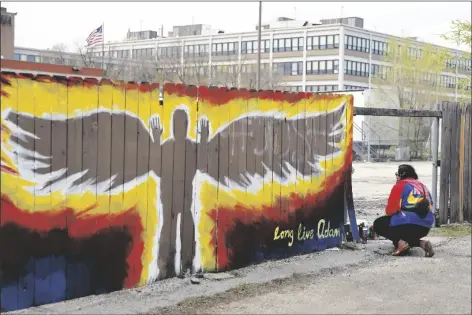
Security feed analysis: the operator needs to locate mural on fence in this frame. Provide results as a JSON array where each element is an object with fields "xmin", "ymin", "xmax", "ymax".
[{"xmin": 0, "ymin": 72, "xmax": 353, "ymax": 312}]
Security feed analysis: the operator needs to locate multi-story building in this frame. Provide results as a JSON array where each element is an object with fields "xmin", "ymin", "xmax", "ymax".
[
  {"xmin": 8, "ymin": 16, "xmax": 471, "ymax": 158},
  {"xmin": 90, "ymin": 16, "xmax": 471, "ymax": 92},
  {"xmin": 1, "ymin": 6, "xmax": 16, "ymax": 59},
  {"xmin": 12, "ymin": 16, "xmax": 470, "ymax": 94}
]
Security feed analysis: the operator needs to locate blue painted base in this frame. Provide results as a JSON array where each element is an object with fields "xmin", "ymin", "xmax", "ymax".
[{"xmin": 1, "ymin": 256, "xmax": 96, "ymax": 312}]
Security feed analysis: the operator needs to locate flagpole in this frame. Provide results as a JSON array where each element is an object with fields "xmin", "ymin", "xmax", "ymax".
[{"xmin": 101, "ymin": 22, "xmax": 105, "ymax": 71}]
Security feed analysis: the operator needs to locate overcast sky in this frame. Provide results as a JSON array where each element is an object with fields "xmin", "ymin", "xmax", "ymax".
[{"xmin": 4, "ymin": 1, "xmax": 471, "ymax": 52}]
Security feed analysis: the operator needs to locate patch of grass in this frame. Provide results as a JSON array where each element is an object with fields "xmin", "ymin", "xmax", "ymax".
[{"xmin": 429, "ymin": 224, "xmax": 471, "ymax": 238}]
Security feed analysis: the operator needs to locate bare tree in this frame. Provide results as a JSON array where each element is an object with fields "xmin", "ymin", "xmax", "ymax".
[
  {"xmin": 69, "ymin": 43, "xmax": 285, "ymax": 93},
  {"xmin": 50, "ymin": 43, "xmax": 69, "ymax": 65},
  {"xmin": 239, "ymin": 59, "xmax": 284, "ymax": 90},
  {"xmin": 372, "ymin": 37, "xmax": 451, "ymax": 158},
  {"xmin": 75, "ymin": 42, "xmax": 129, "ymax": 80},
  {"xmin": 153, "ymin": 50, "xmax": 210, "ymax": 86}
]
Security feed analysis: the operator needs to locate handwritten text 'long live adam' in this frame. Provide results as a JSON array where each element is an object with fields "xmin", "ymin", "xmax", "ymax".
[{"xmin": 273, "ymin": 219, "xmax": 341, "ymax": 247}]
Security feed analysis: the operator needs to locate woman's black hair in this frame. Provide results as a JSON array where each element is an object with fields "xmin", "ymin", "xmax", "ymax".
[{"xmin": 397, "ymin": 164, "xmax": 418, "ymax": 180}]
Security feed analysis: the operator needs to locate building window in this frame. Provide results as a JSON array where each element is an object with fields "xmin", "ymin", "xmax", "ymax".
[
  {"xmin": 26, "ymin": 55, "xmax": 36, "ymax": 62},
  {"xmin": 159, "ymin": 46, "xmax": 181, "ymax": 58},
  {"xmin": 370, "ymin": 64, "xmax": 390, "ymax": 79},
  {"xmin": 372, "ymin": 40, "xmax": 388, "ymax": 55},
  {"xmin": 116, "ymin": 49, "xmax": 130, "ymax": 59},
  {"xmin": 307, "ymin": 35, "xmax": 339, "ymax": 50},
  {"xmin": 292, "ymin": 38, "xmax": 299, "ymax": 51},
  {"xmin": 185, "ymin": 44, "xmax": 209, "ymax": 57},
  {"xmin": 446, "ymin": 57, "xmax": 472, "ymax": 71},
  {"xmin": 282, "ymin": 85, "xmax": 303, "ymax": 92},
  {"xmin": 273, "ymin": 61, "xmax": 303, "ymax": 76},
  {"xmin": 344, "ymin": 59, "xmax": 370, "ymax": 77},
  {"xmin": 306, "ymin": 60, "xmax": 339, "ymax": 75},
  {"xmin": 273, "ymin": 37, "xmax": 304, "ymax": 53},
  {"xmin": 344, "ymin": 85, "xmax": 366, "ymax": 91},
  {"xmin": 132, "ymin": 48, "xmax": 155, "ymax": 60},
  {"xmin": 242, "ymin": 40, "xmax": 269, "ymax": 54},
  {"xmin": 13, "ymin": 53, "xmax": 20, "ymax": 60},
  {"xmin": 211, "ymin": 42, "xmax": 239, "ymax": 56},
  {"xmin": 184, "ymin": 44, "xmax": 209, "ymax": 57},
  {"xmin": 320, "ymin": 36, "xmax": 327, "ymax": 49},
  {"xmin": 306, "ymin": 85, "xmax": 338, "ymax": 92},
  {"xmin": 440, "ymin": 75, "xmax": 456, "ymax": 89},
  {"xmin": 345, "ymin": 35, "xmax": 388, "ymax": 55}
]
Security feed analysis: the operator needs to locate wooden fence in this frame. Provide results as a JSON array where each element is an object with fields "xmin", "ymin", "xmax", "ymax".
[
  {"xmin": 439, "ymin": 102, "xmax": 472, "ymax": 224},
  {"xmin": 1, "ymin": 72, "xmax": 355, "ymax": 312}
]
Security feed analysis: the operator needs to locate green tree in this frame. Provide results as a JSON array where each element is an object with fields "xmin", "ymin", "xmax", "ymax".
[
  {"xmin": 372, "ymin": 37, "xmax": 451, "ymax": 158},
  {"xmin": 441, "ymin": 20, "xmax": 472, "ymax": 103}
]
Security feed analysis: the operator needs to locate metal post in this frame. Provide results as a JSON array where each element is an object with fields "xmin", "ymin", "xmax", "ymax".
[
  {"xmin": 256, "ymin": 1, "xmax": 262, "ymax": 90},
  {"xmin": 367, "ymin": 131, "xmax": 371, "ymax": 162},
  {"xmin": 368, "ymin": 33, "xmax": 372, "ymax": 91},
  {"xmin": 367, "ymin": 33, "xmax": 372, "ymax": 163}
]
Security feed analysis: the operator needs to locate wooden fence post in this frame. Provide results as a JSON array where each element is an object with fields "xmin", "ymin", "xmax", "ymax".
[
  {"xmin": 450, "ymin": 104, "xmax": 461, "ymax": 223},
  {"xmin": 439, "ymin": 105, "xmax": 451, "ymax": 224},
  {"xmin": 463, "ymin": 104, "xmax": 472, "ymax": 223}
]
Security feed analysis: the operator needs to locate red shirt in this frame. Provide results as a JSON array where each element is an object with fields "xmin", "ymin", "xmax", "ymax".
[{"xmin": 385, "ymin": 178, "xmax": 432, "ymax": 216}]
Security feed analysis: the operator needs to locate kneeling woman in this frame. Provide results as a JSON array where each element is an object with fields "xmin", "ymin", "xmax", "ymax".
[{"xmin": 373, "ymin": 164, "xmax": 435, "ymax": 257}]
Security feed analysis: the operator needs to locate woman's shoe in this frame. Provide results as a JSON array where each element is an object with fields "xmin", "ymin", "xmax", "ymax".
[
  {"xmin": 421, "ymin": 240, "xmax": 435, "ymax": 257},
  {"xmin": 392, "ymin": 240, "xmax": 410, "ymax": 256}
]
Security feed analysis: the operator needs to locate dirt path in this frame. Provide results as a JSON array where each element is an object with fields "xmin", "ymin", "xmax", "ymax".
[{"xmin": 150, "ymin": 235, "xmax": 471, "ymax": 315}]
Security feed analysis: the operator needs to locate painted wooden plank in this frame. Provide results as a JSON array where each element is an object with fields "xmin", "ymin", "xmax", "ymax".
[
  {"xmin": 227, "ymin": 89, "xmax": 243, "ymax": 268},
  {"xmin": 135, "ymin": 82, "xmax": 151, "ymax": 284},
  {"xmin": 64, "ymin": 77, "xmax": 85, "ymax": 299},
  {"xmin": 48, "ymin": 76, "xmax": 68, "ymax": 304},
  {"xmin": 109, "ymin": 81, "xmax": 126, "ymax": 207},
  {"xmin": 273, "ymin": 90, "xmax": 284, "ymax": 246},
  {"xmin": 158, "ymin": 83, "xmax": 176, "ymax": 279},
  {"xmin": 81, "ymin": 77, "xmax": 99, "ymax": 202},
  {"xmin": 195, "ymin": 86, "xmax": 212, "ymax": 272},
  {"xmin": 0, "ymin": 72, "xmax": 23, "ymax": 311},
  {"xmin": 280, "ymin": 92, "xmax": 291, "ymax": 257},
  {"xmin": 147, "ymin": 83, "xmax": 163, "ymax": 281},
  {"xmin": 252, "ymin": 91, "xmax": 267, "ymax": 263},
  {"xmin": 96, "ymin": 79, "xmax": 113, "ymax": 225},
  {"xmin": 33, "ymin": 74, "xmax": 53, "ymax": 306},
  {"xmin": 215, "ymin": 87, "xmax": 230, "ymax": 272},
  {"xmin": 170, "ymin": 86, "xmax": 189, "ymax": 277},
  {"xmin": 122, "ymin": 82, "xmax": 139, "ymax": 285},
  {"xmin": 181, "ymin": 85, "xmax": 198, "ymax": 275}
]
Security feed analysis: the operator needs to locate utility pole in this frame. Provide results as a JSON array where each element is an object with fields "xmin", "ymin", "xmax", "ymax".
[{"xmin": 257, "ymin": 1, "xmax": 262, "ymax": 90}]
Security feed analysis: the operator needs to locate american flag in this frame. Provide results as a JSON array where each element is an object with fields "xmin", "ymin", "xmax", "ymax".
[{"xmin": 86, "ymin": 25, "xmax": 103, "ymax": 46}]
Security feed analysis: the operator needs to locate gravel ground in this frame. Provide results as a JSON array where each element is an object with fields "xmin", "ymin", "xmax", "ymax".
[
  {"xmin": 171, "ymin": 235, "xmax": 471, "ymax": 315},
  {"xmin": 11, "ymin": 161, "xmax": 462, "ymax": 315}
]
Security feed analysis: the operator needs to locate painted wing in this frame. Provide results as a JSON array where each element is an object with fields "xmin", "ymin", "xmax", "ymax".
[
  {"xmin": 3, "ymin": 110, "xmax": 158, "ymax": 193},
  {"xmin": 203, "ymin": 101, "xmax": 346, "ymax": 187}
]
